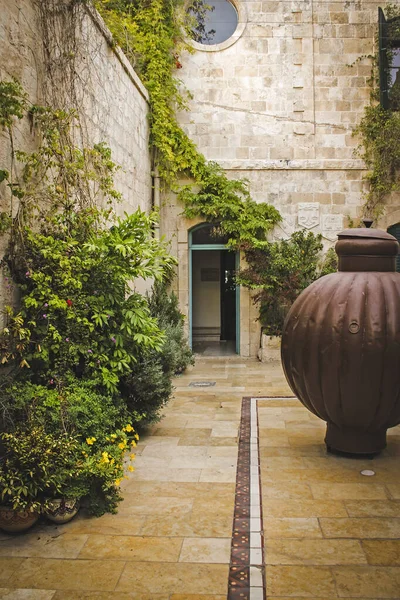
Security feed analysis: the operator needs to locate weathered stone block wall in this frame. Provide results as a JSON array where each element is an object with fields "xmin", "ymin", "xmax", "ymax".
[
  {"xmin": 0, "ymin": 1, "xmax": 152, "ymax": 320},
  {"xmin": 164, "ymin": 0, "xmax": 399, "ymax": 356},
  {"xmin": 0, "ymin": 2, "xmax": 151, "ymax": 217}
]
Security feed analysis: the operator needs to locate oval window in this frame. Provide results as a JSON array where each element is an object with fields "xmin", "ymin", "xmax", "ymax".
[{"xmin": 189, "ymin": 0, "xmax": 239, "ymax": 46}]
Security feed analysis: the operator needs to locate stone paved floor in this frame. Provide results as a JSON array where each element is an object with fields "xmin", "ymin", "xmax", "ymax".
[{"xmin": 0, "ymin": 356, "xmax": 399, "ymax": 599}]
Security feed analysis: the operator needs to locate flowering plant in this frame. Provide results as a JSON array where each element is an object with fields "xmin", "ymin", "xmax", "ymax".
[{"xmin": 77, "ymin": 424, "xmax": 138, "ymax": 516}]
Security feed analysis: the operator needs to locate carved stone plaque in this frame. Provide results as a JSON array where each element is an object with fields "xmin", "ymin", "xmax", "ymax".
[
  {"xmin": 298, "ymin": 203, "xmax": 320, "ymax": 229},
  {"xmin": 272, "ymin": 215, "xmax": 296, "ymax": 240},
  {"xmin": 322, "ymin": 214, "xmax": 344, "ymax": 232}
]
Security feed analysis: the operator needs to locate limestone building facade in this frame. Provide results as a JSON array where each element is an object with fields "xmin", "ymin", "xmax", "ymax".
[
  {"xmin": 1, "ymin": 1, "xmax": 399, "ymax": 357},
  {"xmin": 161, "ymin": 0, "xmax": 400, "ymax": 357}
]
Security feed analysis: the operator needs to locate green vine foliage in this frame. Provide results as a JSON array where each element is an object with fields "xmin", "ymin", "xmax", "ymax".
[
  {"xmin": 0, "ymin": 89, "xmax": 175, "ymax": 393},
  {"xmin": 94, "ymin": 0, "xmax": 282, "ymax": 246},
  {"xmin": 353, "ymin": 4, "xmax": 400, "ymax": 220},
  {"xmin": 238, "ymin": 232, "xmax": 337, "ymax": 336}
]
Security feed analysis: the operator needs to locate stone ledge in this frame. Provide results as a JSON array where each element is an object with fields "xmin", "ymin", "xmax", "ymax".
[
  {"xmin": 83, "ymin": 3, "xmax": 149, "ymax": 103},
  {"xmin": 217, "ymin": 159, "xmax": 367, "ymax": 171}
]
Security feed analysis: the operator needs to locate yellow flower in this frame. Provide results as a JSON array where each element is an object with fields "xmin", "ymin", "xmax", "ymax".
[
  {"xmin": 134, "ymin": 434, "xmax": 139, "ymax": 441},
  {"xmin": 129, "ymin": 453, "xmax": 135, "ymax": 460},
  {"xmin": 114, "ymin": 478, "xmax": 122, "ymax": 486},
  {"xmin": 124, "ymin": 424, "xmax": 134, "ymax": 432},
  {"xmin": 131, "ymin": 440, "xmax": 137, "ymax": 447},
  {"xmin": 110, "ymin": 458, "xmax": 115, "ymax": 464},
  {"xmin": 101, "ymin": 451, "xmax": 110, "ymax": 463},
  {"xmin": 118, "ymin": 441, "xmax": 127, "ymax": 450},
  {"xmin": 128, "ymin": 465, "xmax": 135, "ymax": 472},
  {"xmin": 86, "ymin": 437, "xmax": 96, "ymax": 445},
  {"xmin": 110, "ymin": 434, "xmax": 117, "ymax": 439}
]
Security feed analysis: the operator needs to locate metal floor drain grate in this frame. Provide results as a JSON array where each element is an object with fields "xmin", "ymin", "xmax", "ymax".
[{"xmin": 189, "ymin": 381, "xmax": 216, "ymax": 387}]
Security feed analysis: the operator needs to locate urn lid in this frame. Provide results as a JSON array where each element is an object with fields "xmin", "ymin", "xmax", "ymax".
[
  {"xmin": 336, "ymin": 225, "xmax": 399, "ymax": 272},
  {"xmin": 337, "ymin": 228, "xmax": 397, "ymax": 242}
]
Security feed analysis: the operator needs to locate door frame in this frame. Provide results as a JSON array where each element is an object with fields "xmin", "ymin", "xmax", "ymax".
[{"xmin": 188, "ymin": 224, "xmax": 240, "ymax": 354}]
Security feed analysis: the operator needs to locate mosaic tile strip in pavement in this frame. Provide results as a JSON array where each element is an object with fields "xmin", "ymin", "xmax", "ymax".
[{"xmin": 228, "ymin": 397, "xmax": 265, "ymax": 600}]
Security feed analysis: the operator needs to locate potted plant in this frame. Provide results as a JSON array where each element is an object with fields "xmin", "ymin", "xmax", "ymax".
[{"xmin": 0, "ymin": 423, "xmax": 81, "ymax": 532}]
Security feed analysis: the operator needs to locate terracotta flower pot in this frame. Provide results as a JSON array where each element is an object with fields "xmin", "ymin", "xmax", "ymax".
[
  {"xmin": 44, "ymin": 498, "xmax": 80, "ymax": 524},
  {"xmin": 0, "ymin": 506, "xmax": 39, "ymax": 533}
]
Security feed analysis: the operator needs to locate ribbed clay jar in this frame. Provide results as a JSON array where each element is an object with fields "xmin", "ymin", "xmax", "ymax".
[{"xmin": 281, "ymin": 227, "xmax": 400, "ymax": 454}]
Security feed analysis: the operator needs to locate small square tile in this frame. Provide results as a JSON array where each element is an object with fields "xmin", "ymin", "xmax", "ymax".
[
  {"xmin": 250, "ymin": 566, "xmax": 263, "ymax": 587},
  {"xmin": 250, "ymin": 533, "xmax": 262, "ymax": 549},
  {"xmin": 250, "ymin": 518, "xmax": 261, "ymax": 532},
  {"xmin": 249, "ymin": 587, "xmax": 264, "ymax": 600},
  {"xmin": 250, "ymin": 547, "xmax": 263, "ymax": 565}
]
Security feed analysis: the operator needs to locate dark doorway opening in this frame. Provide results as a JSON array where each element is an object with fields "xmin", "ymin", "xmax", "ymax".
[{"xmin": 192, "ymin": 249, "xmax": 237, "ymax": 356}]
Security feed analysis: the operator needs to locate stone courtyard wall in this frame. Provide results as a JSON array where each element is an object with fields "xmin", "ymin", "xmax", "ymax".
[
  {"xmin": 163, "ymin": 0, "xmax": 400, "ymax": 356},
  {"xmin": 0, "ymin": 1, "xmax": 152, "ymax": 318}
]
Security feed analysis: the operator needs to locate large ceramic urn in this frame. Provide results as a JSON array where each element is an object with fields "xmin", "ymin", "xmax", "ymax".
[{"xmin": 281, "ymin": 226, "xmax": 400, "ymax": 454}]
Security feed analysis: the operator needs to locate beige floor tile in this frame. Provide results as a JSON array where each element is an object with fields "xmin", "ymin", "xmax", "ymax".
[
  {"xmin": 116, "ymin": 562, "xmax": 229, "ymax": 594},
  {"xmin": 266, "ymin": 565, "xmax": 337, "ymax": 597},
  {"xmin": 199, "ymin": 467, "xmax": 237, "ymax": 483},
  {"xmin": 52, "ymin": 593, "xmax": 169, "ymax": 600},
  {"xmin": 160, "ymin": 456, "xmax": 208, "ymax": 469},
  {"xmin": 117, "ymin": 494, "xmax": 193, "ymax": 517},
  {"xmin": 262, "ymin": 483, "xmax": 313, "ymax": 499},
  {"xmin": 261, "ymin": 468, "xmax": 370, "ymax": 484},
  {"xmin": 387, "ymin": 484, "xmax": 400, "ymax": 498},
  {"xmin": 57, "ymin": 514, "xmax": 145, "ymax": 536},
  {"xmin": 0, "ymin": 560, "xmax": 25, "ymax": 585},
  {"xmin": 263, "ymin": 517, "xmax": 322, "ymax": 538},
  {"xmin": 344, "ymin": 499, "xmax": 400, "ymax": 517},
  {"xmin": 262, "ymin": 499, "xmax": 347, "ymax": 518},
  {"xmin": 258, "ymin": 420, "xmax": 287, "ymax": 430},
  {"xmin": 0, "ymin": 591, "xmax": 56, "ymax": 600},
  {"xmin": 184, "ymin": 420, "xmax": 219, "ymax": 429},
  {"xmin": 265, "ymin": 539, "xmax": 367, "ymax": 565},
  {"xmin": 78, "ymin": 535, "xmax": 182, "ymax": 561},
  {"xmin": 260, "ymin": 456, "xmax": 306, "ymax": 469},
  {"xmin": 170, "ymin": 595, "xmax": 226, "ymax": 600},
  {"xmin": 311, "ymin": 483, "xmax": 388, "ymax": 500},
  {"xmin": 191, "ymin": 499, "xmax": 234, "ymax": 517},
  {"xmin": 140, "ymin": 511, "xmax": 233, "ymax": 538},
  {"xmin": 332, "ymin": 566, "xmax": 400, "ymax": 598},
  {"xmin": 132, "ymin": 468, "xmax": 201, "ymax": 482},
  {"xmin": 176, "ymin": 430, "xmax": 212, "ymax": 445},
  {"xmin": 206, "ymin": 447, "xmax": 238, "ymax": 458},
  {"xmin": 7, "ymin": 559, "xmax": 125, "ymax": 591},
  {"xmin": 210, "ymin": 423, "xmax": 239, "ymax": 437},
  {"xmin": 362, "ymin": 540, "xmax": 400, "ymax": 566},
  {"xmin": 0, "ymin": 533, "xmax": 88, "ymax": 559},
  {"xmin": 320, "ymin": 517, "xmax": 400, "ymax": 538},
  {"xmin": 205, "ymin": 436, "xmax": 237, "ymax": 446},
  {"xmin": 258, "ymin": 430, "xmax": 290, "ymax": 447},
  {"xmin": 179, "ymin": 538, "xmax": 231, "ymax": 563}
]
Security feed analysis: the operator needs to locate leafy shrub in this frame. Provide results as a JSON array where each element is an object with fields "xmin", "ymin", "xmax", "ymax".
[
  {"xmin": 120, "ymin": 354, "xmax": 171, "ymax": 427},
  {"xmin": 0, "ymin": 424, "xmax": 81, "ymax": 511},
  {"xmin": 0, "ymin": 379, "xmax": 137, "ymax": 515},
  {"xmin": 148, "ymin": 280, "xmax": 194, "ymax": 375},
  {"xmin": 0, "ymin": 378, "xmax": 128, "ymax": 438},
  {"xmin": 239, "ymin": 231, "xmax": 337, "ymax": 336}
]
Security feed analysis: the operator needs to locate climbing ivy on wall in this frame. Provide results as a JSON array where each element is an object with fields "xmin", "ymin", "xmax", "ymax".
[
  {"xmin": 353, "ymin": 4, "xmax": 400, "ymax": 221},
  {"xmin": 94, "ymin": 0, "xmax": 282, "ymax": 246}
]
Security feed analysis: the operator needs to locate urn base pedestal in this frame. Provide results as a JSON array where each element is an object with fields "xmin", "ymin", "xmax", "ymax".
[{"xmin": 325, "ymin": 423, "xmax": 386, "ymax": 455}]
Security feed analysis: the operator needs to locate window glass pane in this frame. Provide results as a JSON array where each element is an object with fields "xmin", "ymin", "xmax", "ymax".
[
  {"xmin": 191, "ymin": 224, "xmax": 229, "ymax": 245},
  {"xmin": 389, "ymin": 48, "xmax": 400, "ymax": 110},
  {"xmin": 189, "ymin": 0, "xmax": 238, "ymax": 45}
]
